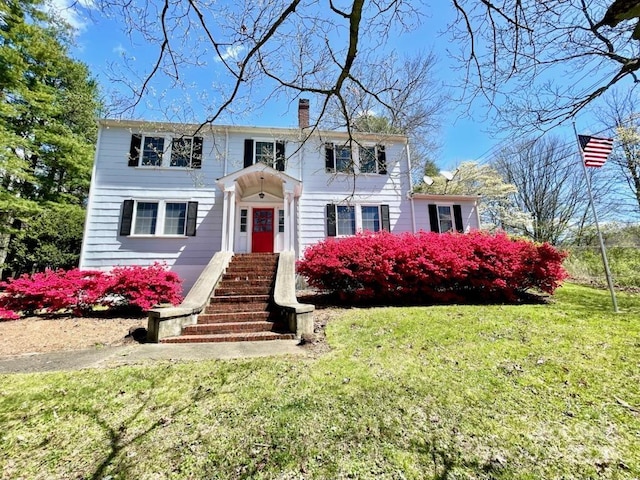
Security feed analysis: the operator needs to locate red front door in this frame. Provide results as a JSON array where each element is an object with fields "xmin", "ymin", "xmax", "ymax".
[{"xmin": 252, "ymin": 208, "xmax": 274, "ymax": 253}]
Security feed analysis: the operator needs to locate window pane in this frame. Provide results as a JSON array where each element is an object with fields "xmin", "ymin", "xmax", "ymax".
[
  {"xmin": 278, "ymin": 209, "xmax": 285, "ymax": 233},
  {"xmin": 240, "ymin": 209, "xmax": 248, "ymax": 233},
  {"xmin": 170, "ymin": 137, "xmax": 192, "ymax": 167},
  {"xmin": 438, "ymin": 206, "xmax": 453, "ymax": 233},
  {"xmin": 335, "ymin": 146, "xmax": 352, "ymax": 172},
  {"xmin": 164, "ymin": 202, "xmax": 187, "ymax": 235},
  {"xmin": 361, "ymin": 206, "xmax": 380, "ymax": 232},
  {"xmin": 337, "ymin": 206, "xmax": 355, "ymax": 236},
  {"xmin": 141, "ymin": 137, "xmax": 164, "ymax": 166},
  {"xmin": 359, "ymin": 146, "xmax": 376, "ymax": 173},
  {"xmin": 134, "ymin": 202, "xmax": 158, "ymax": 234},
  {"xmin": 255, "ymin": 141, "xmax": 274, "ymax": 166}
]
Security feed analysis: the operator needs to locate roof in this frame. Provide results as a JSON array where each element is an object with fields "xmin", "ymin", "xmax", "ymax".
[
  {"xmin": 97, "ymin": 118, "xmax": 408, "ymax": 144},
  {"xmin": 411, "ymin": 193, "xmax": 482, "ymax": 203}
]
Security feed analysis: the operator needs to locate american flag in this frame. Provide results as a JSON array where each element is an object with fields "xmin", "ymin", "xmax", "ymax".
[{"xmin": 578, "ymin": 135, "xmax": 614, "ymax": 168}]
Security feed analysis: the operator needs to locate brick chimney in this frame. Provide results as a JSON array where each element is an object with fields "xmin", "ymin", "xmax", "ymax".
[{"xmin": 298, "ymin": 98, "xmax": 309, "ymax": 129}]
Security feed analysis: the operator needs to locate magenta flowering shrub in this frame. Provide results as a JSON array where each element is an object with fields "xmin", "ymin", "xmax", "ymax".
[
  {"xmin": 106, "ymin": 264, "xmax": 184, "ymax": 311},
  {"xmin": 0, "ymin": 263, "xmax": 183, "ymax": 320},
  {"xmin": 297, "ymin": 231, "xmax": 568, "ymax": 303}
]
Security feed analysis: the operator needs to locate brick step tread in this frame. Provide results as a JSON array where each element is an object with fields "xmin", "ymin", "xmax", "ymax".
[
  {"xmin": 161, "ymin": 332, "xmax": 296, "ymax": 343},
  {"xmin": 227, "ymin": 259, "xmax": 278, "ymax": 265},
  {"xmin": 210, "ymin": 295, "xmax": 270, "ymax": 304},
  {"xmin": 183, "ymin": 321, "xmax": 287, "ymax": 335},
  {"xmin": 216, "ymin": 285, "xmax": 273, "ymax": 292},
  {"xmin": 224, "ymin": 268, "xmax": 276, "ymax": 275},
  {"xmin": 222, "ymin": 269, "xmax": 276, "ymax": 280},
  {"xmin": 198, "ymin": 311, "xmax": 272, "ymax": 323},
  {"xmin": 218, "ymin": 279, "xmax": 274, "ymax": 286},
  {"xmin": 215, "ymin": 288, "xmax": 272, "ymax": 296},
  {"xmin": 203, "ymin": 305, "xmax": 270, "ymax": 315}
]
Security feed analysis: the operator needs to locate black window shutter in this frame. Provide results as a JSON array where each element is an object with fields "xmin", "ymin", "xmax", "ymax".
[
  {"xmin": 275, "ymin": 140, "xmax": 285, "ymax": 171},
  {"xmin": 186, "ymin": 201, "xmax": 198, "ymax": 236},
  {"xmin": 191, "ymin": 137, "xmax": 203, "ymax": 169},
  {"xmin": 326, "ymin": 204, "xmax": 336, "ymax": 237},
  {"xmin": 381, "ymin": 204, "xmax": 390, "ymax": 231},
  {"xmin": 428, "ymin": 204, "xmax": 440, "ymax": 233},
  {"xmin": 377, "ymin": 145, "xmax": 387, "ymax": 174},
  {"xmin": 128, "ymin": 134, "xmax": 142, "ymax": 166},
  {"xmin": 244, "ymin": 139, "xmax": 254, "ymax": 168},
  {"xmin": 453, "ymin": 204, "xmax": 464, "ymax": 233},
  {"xmin": 325, "ymin": 143, "xmax": 335, "ymax": 172},
  {"xmin": 120, "ymin": 200, "xmax": 134, "ymax": 235}
]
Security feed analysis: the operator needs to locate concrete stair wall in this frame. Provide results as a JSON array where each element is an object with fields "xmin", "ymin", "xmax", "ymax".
[{"xmin": 161, "ymin": 253, "xmax": 295, "ymax": 344}]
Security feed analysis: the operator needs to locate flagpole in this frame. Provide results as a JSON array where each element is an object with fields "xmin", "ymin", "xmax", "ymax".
[{"xmin": 572, "ymin": 123, "xmax": 619, "ymax": 313}]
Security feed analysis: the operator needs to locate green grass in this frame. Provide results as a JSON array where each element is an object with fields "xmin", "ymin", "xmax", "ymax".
[
  {"xmin": 1, "ymin": 283, "xmax": 639, "ymax": 479},
  {"xmin": 565, "ymin": 246, "xmax": 640, "ymax": 287}
]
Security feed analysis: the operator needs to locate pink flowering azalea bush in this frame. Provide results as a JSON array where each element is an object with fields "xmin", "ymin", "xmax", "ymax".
[
  {"xmin": 0, "ymin": 263, "xmax": 182, "ymax": 320},
  {"xmin": 297, "ymin": 231, "xmax": 568, "ymax": 303}
]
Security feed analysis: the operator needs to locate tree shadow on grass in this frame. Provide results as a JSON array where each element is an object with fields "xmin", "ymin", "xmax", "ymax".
[{"xmin": 78, "ymin": 367, "xmax": 254, "ymax": 479}]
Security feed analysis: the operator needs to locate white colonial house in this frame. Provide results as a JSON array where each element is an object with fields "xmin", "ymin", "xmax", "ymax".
[{"xmin": 79, "ymin": 100, "xmax": 481, "ymax": 296}]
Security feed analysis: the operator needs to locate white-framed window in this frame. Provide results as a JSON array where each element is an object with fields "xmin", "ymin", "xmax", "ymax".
[
  {"xmin": 141, "ymin": 137, "xmax": 164, "ymax": 167},
  {"xmin": 170, "ymin": 137, "xmax": 196, "ymax": 167},
  {"xmin": 326, "ymin": 204, "xmax": 390, "ymax": 237},
  {"xmin": 278, "ymin": 209, "xmax": 285, "ymax": 233},
  {"xmin": 361, "ymin": 205, "xmax": 381, "ymax": 232},
  {"xmin": 120, "ymin": 200, "xmax": 198, "ymax": 237},
  {"xmin": 359, "ymin": 146, "xmax": 376, "ymax": 173},
  {"xmin": 128, "ymin": 134, "xmax": 203, "ymax": 168},
  {"xmin": 325, "ymin": 143, "xmax": 353, "ymax": 173},
  {"xmin": 437, "ymin": 205, "xmax": 454, "ymax": 233},
  {"xmin": 335, "ymin": 146, "xmax": 352, "ymax": 173},
  {"xmin": 255, "ymin": 141, "xmax": 275, "ymax": 166},
  {"xmin": 163, "ymin": 202, "xmax": 187, "ymax": 235},
  {"xmin": 336, "ymin": 206, "xmax": 356, "ymax": 236},
  {"xmin": 240, "ymin": 209, "xmax": 248, "ymax": 233},
  {"xmin": 244, "ymin": 139, "xmax": 285, "ymax": 171},
  {"xmin": 358, "ymin": 144, "xmax": 387, "ymax": 174},
  {"xmin": 326, "ymin": 142, "xmax": 386, "ymax": 174},
  {"xmin": 133, "ymin": 201, "xmax": 159, "ymax": 234},
  {"xmin": 428, "ymin": 204, "xmax": 463, "ymax": 233}
]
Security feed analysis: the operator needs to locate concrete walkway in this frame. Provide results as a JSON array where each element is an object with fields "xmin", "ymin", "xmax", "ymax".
[{"xmin": 0, "ymin": 340, "xmax": 308, "ymax": 374}]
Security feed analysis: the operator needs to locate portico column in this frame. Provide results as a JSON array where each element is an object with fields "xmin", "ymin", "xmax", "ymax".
[
  {"xmin": 227, "ymin": 187, "xmax": 236, "ymax": 252},
  {"xmin": 286, "ymin": 192, "xmax": 295, "ymax": 252},
  {"xmin": 220, "ymin": 190, "xmax": 229, "ymax": 251},
  {"xmin": 283, "ymin": 192, "xmax": 291, "ymax": 251}
]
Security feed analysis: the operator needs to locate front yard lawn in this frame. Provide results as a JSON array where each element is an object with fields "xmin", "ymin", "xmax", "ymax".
[{"xmin": 1, "ymin": 283, "xmax": 639, "ymax": 479}]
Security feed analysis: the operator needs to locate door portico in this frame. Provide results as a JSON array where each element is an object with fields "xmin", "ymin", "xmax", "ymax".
[{"xmin": 216, "ymin": 164, "xmax": 302, "ymax": 254}]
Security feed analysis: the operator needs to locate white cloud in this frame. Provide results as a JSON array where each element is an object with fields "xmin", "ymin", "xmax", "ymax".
[
  {"xmin": 215, "ymin": 45, "xmax": 246, "ymax": 63},
  {"xmin": 46, "ymin": 0, "xmax": 95, "ymax": 31},
  {"xmin": 113, "ymin": 44, "xmax": 127, "ymax": 56}
]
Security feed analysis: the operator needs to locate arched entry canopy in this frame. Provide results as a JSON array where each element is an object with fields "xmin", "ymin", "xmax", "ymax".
[{"xmin": 216, "ymin": 163, "xmax": 303, "ymax": 253}]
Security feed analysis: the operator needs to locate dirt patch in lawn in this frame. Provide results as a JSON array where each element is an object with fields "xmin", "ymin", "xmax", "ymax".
[
  {"xmin": 0, "ymin": 315, "xmax": 147, "ymax": 358},
  {"xmin": 0, "ymin": 292, "xmax": 344, "ymax": 359}
]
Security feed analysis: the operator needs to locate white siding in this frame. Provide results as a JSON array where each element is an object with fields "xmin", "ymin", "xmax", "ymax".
[
  {"xmin": 295, "ymin": 138, "xmax": 414, "ymax": 254},
  {"xmin": 413, "ymin": 199, "xmax": 480, "ymax": 233},
  {"xmin": 82, "ymin": 121, "xmax": 478, "ymax": 293},
  {"xmin": 81, "ymin": 125, "xmax": 226, "ymax": 294}
]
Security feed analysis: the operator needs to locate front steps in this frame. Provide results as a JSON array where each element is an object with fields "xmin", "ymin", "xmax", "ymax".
[{"xmin": 161, "ymin": 253, "xmax": 295, "ymax": 344}]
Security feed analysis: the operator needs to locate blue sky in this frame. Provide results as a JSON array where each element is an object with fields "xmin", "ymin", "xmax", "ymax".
[{"xmin": 57, "ymin": 0, "xmax": 601, "ymax": 170}]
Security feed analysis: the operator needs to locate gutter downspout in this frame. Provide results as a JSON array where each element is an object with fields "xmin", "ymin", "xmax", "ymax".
[{"xmin": 224, "ymin": 127, "xmax": 229, "ymax": 176}]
